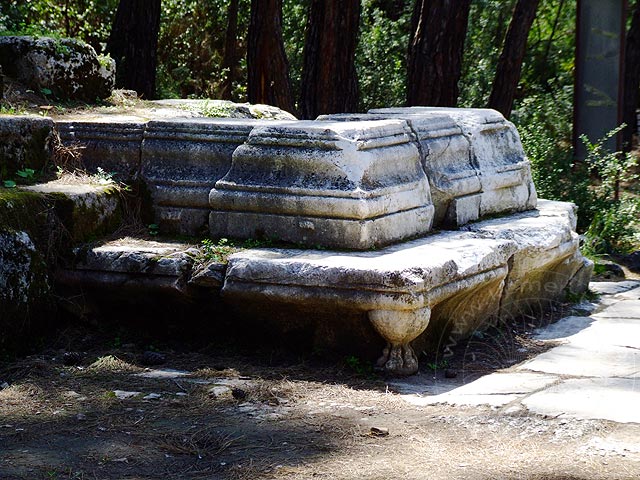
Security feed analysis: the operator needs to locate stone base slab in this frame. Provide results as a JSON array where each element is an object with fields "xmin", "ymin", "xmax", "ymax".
[{"xmin": 209, "ymin": 204, "xmax": 435, "ymax": 250}]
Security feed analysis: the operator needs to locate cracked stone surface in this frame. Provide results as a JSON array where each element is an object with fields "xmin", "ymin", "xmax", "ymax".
[{"xmin": 396, "ymin": 281, "xmax": 640, "ymax": 423}]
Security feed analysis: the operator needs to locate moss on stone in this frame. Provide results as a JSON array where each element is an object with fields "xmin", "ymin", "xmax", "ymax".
[{"xmin": 0, "ymin": 188, "xmax": 49, "ymax": 236}]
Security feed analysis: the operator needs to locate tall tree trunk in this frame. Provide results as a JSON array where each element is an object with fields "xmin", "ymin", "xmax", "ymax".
[
  {"xmin": 220, "ymin": 0, "xmax": 239, "ymax": 101},
  {"xmin": 623, "ymin": 0, "xmax": 640, "ymax": 150},
  {"xmin": 247, "ymin": 0, "xmax": 294, "ymax": 113},
  {"xmin": 407, "ymin": 0, "xmax": 471, "ymax": 107},
  {"xmin": 488, "ymin": 0, "xmax": 540, "ymax": 118},
  {"xmin": 106, "ymin": 0, "xmax": 161, "ymax": 99},
  {"xmin": 300, "ymin": 0, "xmax": 360, "ymax": 119}
]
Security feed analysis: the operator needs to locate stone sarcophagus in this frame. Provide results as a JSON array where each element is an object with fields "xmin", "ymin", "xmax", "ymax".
[
  {"xmin": 209, "ymin": 120, "xmax": 435, "ymax": 249},
  {"xmin": 318, "ymin": 112, "xmax": 481, "ymax": 227},
  {"xmin": 370, "ymin": 107, "xmax": 537, "ymax": 216},
  {"xmin": 321, "ymin": 107, "xmax": 537, "ymax": 228}
]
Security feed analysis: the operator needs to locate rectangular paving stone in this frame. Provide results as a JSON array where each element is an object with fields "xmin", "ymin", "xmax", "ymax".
[
  {"xmin": 403, "ymin": 372, "xmax": 558, "ymax": 407},
  {"xmin": 522, "ymin": 377, "xmax": 640, "ymax": 423},
  {"xmin": 591, "ymin": 300, "xmax": 640, "ymax": 319},
  {"xmin": 519, "ymin": 343, "xmax": 639, "ymax": 378}
]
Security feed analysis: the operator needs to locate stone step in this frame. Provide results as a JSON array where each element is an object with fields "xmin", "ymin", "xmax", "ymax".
[
  {"xmin": 57, "ymin": 237, "xmax": 219, "ymax": 298},
  {"xmin": 23, "ymin": 180, "xmax": 122, "ymax": 243}
]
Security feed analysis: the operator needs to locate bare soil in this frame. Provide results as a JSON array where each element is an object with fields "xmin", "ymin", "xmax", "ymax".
[{"xmin": 1, "ymin": 307, "xmax": 639, "ymax": 480}]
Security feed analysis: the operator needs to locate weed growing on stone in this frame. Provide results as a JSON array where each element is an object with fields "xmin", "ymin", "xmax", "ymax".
[
  {"xmin": 199, "ymin": 238, "xmax": 239, "ymax": 263},
  {"xmin": 200, "ymin": 100, "xmax": 235, "ymax": 118}
]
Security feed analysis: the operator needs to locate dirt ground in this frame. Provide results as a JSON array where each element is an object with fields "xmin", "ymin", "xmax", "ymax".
[{"xmin": 1, "ymin": 304, "xmax": 639, "ymax": 480}]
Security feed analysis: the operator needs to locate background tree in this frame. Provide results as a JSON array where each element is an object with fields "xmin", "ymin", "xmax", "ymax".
[
  {"xmin": 488, "ymin": 0, "xmax": 540, "ymax": 117},
  {"xmin": 220, "ymin": 0, "xmax": 240, "ymax": 100},
  {"xmin": 299, "ymin": 0, "xmax": 360, "ymax": 119},
  {"xmin": 247, "ymin": 0, "xmax": 294, "ymax": 113},
  {"xmin": 106, "ymin": 0, "xmax": 161, "ymax": 99},
  {"xmin": 407, "ymin": 0, "xmax": 471, "ymax": 106},
  {"xmin": 623, "ymin": 0, "xmax": 640, "ymax": 151}
]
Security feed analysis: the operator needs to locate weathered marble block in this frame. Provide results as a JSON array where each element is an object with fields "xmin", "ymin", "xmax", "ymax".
[
  {"xmin": 464, "ymin": 200, "xmax": 593, "ymax": 316},
  {"xmin": 319, "ymin": 112, "xmax": 480, "ymax": 227},
  {"xmin": 209, "ymin": 120, "xmax": 435, "ymax": 249},
  {"xmin": 0, "ymin": 115, "xmax": 54, "ymax": 181},
  {"xmin": 223, "ymin": 232, "xmax": 516, "ymax": 375},
  {"xmin": 60, "ymin": 239, "xmax": 202, "ymax": 296},
  {"xmin": 369, "ymin": 107, "xmax": 537, "ymax": 218},
  {"xmin": 141, "ymin": 118, "xmax": 286, "ymax": 235},
  {"xmin": 56, "ymin": 119, "xmax": 145, "ymax": 178},
  {"xmin": 22, "ymin": 181, "xmax": 121, "ymax": 243}
]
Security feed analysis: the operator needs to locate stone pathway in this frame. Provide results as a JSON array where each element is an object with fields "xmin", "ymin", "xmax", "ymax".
[{"xmin": 392, "ymin": 280, "xmax": 640, "ymax": 424}]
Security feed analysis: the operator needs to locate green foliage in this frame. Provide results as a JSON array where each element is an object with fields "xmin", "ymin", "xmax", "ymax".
[
  {"xmin": 157, "ymin": 0, "xmax": 250, "ymax": 100},
  {"xmin": 583, "ymin": 200, "xmax": 640, "ymax": 256},
  {"xmin": 512, "ymin": 87, "xmax": 578, "ymax": 212},
  {"xmin": 200, "ymin": 237, "xmax": 239, "ymax": 263},
  {"xmin": 0, "ymin": 0, "xmax": 118, "ymax": 53},
  {"xmin": 425, "ymin": 359, "xmax": 449, "ymax": 372},
  {"xmin": 16, "ymin": 168, "xmax": 35, "ymax": 179},
  {"xmin": 282, "ymin": 0, "xmax": 309, "ymax": 109},
  {"xmin": 578, "ymin": 129, "xmax": 640, "ymax": 255},
  {"xmin": 518, "ymin": 100, "xmax": 640, "ymax": 255},
  {"xmin": 460, "ymin": 0, "xmax": 516, "ymax": 107},
  {"xmin": 344, "ymin": 355, "xmax": 374, "ymax": 376},
  {"xmin": 356, "ymin": 1, "xmax": 412, "ymax": 110},
  {"xmin": 459, "ymin": 0, "xmax": 575, "ymax": 106}
]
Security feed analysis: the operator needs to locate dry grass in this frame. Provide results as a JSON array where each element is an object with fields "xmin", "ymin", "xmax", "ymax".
[
  {"xmin": 157, "ymin": 428, "xmax": 240, "ymax": 458},
  {"xmin": 51, "ymin": 130, "xmax": 86, "ymax": 171},
  {"xmin": 85, "ymin": 355, "xmax": 142, "ymax": 374}
]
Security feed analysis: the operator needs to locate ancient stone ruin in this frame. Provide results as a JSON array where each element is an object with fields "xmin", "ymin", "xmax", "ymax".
[{"xmin": 0, "ymin": 107, "xmax": 592, "ymax": 375}]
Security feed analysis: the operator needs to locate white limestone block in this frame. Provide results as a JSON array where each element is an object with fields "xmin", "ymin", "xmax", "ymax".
[
  {"xmin": 318, "ymin": 112, "xmax": 481, "ymax": 227},
  {"xmin": 464, "ymin": 200, "xmax": 587, "ymax": 315},
  {"xmin": 209, "ymin": 120, "xmax": 435, "ymax": 249},
  {"xmin": 369, "ymin": 107, "xmax": 537, "ymax": 218}
]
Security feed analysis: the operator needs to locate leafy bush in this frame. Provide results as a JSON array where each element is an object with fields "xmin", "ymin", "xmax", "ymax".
[
  {"xmin": 583, "ymin": 200, "xmax": 640, "ymax": 256},
  {"xmin": 579, "ymin": 128, "xmax": 640, "ymax": 255},
  {"xmin": 356, "ymin": 2, "xmax": 412, "ymax": 110},
  {"xmin": 0, "ymin": 0, "xmax": 117, "ymax": 54}
]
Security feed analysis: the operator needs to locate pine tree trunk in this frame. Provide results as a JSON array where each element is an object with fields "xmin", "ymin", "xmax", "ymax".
[
  {"xmin": 247, "ymin": 0, "xmax": 295, "ymax": 114},
  {"xmin": 407, "ymin": 0, "xmax": 471, "ymax": 107},
  {"xmin": 623, "ymin": 0, "xmax": 640, "ymax": 150},
  {"xmin": 106, "ymin": 0, "xmax": 161, "ymax": 99},
  {"xmin": 300, "ymin": 0, "xmax": 360, "ymax": 119},
  {"xmin": 220, "ymin": 0, "xmax": 239, "ymax": 101},
  {"xmin": 488, "ymin": 0, "xmax": 540, "ymax": 118}
]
